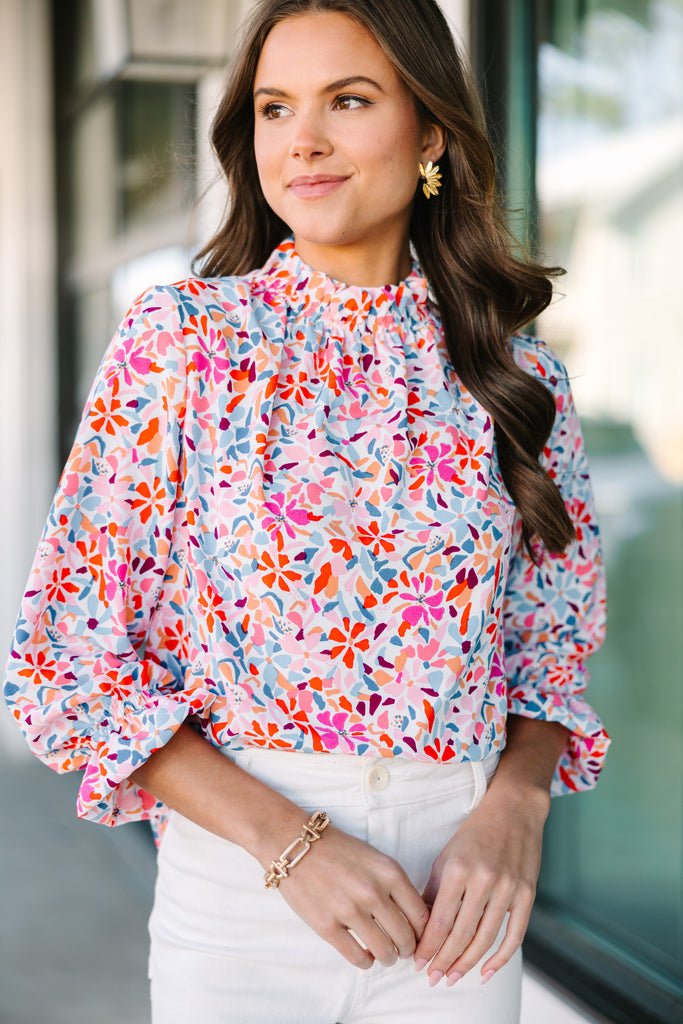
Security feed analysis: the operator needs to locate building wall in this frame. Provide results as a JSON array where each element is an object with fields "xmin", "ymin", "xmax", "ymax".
[{"xmin": 0, "ymin": 0, "xmax": 56, "ymax": 755}]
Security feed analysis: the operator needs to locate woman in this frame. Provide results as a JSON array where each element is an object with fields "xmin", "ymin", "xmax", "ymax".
[{"xmin": 3, "ymin": 1, "xmax": 611, "ymax": 1021}]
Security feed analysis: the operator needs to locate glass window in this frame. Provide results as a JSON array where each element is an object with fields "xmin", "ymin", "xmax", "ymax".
[
  {"xmin": 55, "ymin": 1, "xmax": 200, "ymax": 466},
  {"xmin": 534, "ymin": 0, "xmax": 683, "ymax": 1002},
  {"xmin": 67, "ymin": 96, "xmax": 119, "ymax": 263},
  {"xmin": 119, "ymin": 81, "xmax": 197, "ymax": 232}
]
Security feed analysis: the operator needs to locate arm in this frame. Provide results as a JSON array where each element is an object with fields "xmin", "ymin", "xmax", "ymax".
[
  {"xmin": 128, "ymin": 722, "xmax": 312, "ymax": 869},
  {"xmin": 4, "ymin": 285, "xmax": 203, "ymax": 829},
  {"xmin": 484, "ymin": 714, "xmax": 569, "ymax": 821},
  {"xmin": 500, "ymin": 335, "xmax": 611, "ymax": 797},
  {"xmin": 411, "ymin": 337, "xmax": 611, "ymax": 984}
]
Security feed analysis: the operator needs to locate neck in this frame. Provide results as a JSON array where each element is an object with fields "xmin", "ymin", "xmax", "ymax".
[{"xmin": 292, "ymin": 231, "xmax": 413, "ymax": 289}]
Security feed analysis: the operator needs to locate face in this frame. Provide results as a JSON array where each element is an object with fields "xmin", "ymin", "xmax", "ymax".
[{"xmin": 252, "ymin": 11, "xmax": 445, "ymax": 264}]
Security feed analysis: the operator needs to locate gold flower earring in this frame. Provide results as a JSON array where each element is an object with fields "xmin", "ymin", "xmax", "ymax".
[{"xmin": 418, "ymin": 160, "xmax": 443, "ymax": 198}]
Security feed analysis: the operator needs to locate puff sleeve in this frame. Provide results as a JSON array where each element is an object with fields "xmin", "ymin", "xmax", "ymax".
[
  {"xmin": 502, "ymin": 334, "xmax": 611, "ymax": 796},
  {"xmin": 3, "ymin": 284, "xmax": 194, "ymax": 827}
]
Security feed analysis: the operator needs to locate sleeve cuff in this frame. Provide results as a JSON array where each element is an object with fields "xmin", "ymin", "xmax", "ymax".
[
  {"xmin": 507, "ymin": 685, "xmax": 612, "ymax": 796},
  {"xmin": 67, "ymin": 675, "xmax": 218, "ymax": 828}
]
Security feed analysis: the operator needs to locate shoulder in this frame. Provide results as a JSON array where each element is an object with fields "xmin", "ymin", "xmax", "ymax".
[
  {"xmin": 508, "ymin": 331, "xmax": 570, "ymax": 388},
  {"xmin": 127, "ymin": 272, "xmax": 279, "ymax": 337},
  {"xmin": 125, "ymin": 275, "xmax": 255, "ymax": 321},
  {"xmin": 508, "ymin": 332, "xmax": 585, "ymax": 471}
]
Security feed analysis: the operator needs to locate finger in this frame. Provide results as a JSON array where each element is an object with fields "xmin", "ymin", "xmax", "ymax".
[
  {"xmin": 344, "ymin": 909, "xmax": 403, "ymax": 967},
  {"xmin": 388, "ymin": 871, "xmax": 432, "ymax": 945},
  {"xmin": 420, "ymin": 887, "xmax": 488, "ymax": 978},
  {"xmin": 478, "ymin": 892, "xmax": 533, "ymax": 978},
  {"xmin": 413, "ymin": 878, "xmax": 466, "ymax": 967},
  {"xmin": 326, "ymin": 923, "xmax": 376, "ymax": 970},
  {"xmin": 441, "ymin": 894, "xmax": 511, "ymax": 981},
  {"xmin": 371, "ymin": 897, "xmax": 421, "ymax": 959}
]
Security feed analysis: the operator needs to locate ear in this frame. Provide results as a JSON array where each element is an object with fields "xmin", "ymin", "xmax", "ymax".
[{"xmin": 420, "ymin": 121, "xmax": 447, "ymax": 166}]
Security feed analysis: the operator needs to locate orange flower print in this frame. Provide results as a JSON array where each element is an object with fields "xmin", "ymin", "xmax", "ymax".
[
  {"xmin": 89, "ymin": 377, "xmax": 130, "ymax": 438},
  {"xmin": 130, "ymin": 476, "xmax": 168, "ymax": 526},
  {"xmin": 17, "ymin": 648, "xmax": 57, "ymax": 688},
  {"xmin": 279, "ymin": 370, "xmax": 319, "ymax": 406},
  {"xmin": 259, "ymin": 549, "xmax": 303, "ymax": 592},
  {"xmin": 45, "ymin": 566, "xmax": 81, "ymax": 606},
  {"xmin": 357, "ymin": 520, "xmax": 399, "ymax": 556},
  {"xmin": 325, "ymin": 617, "xmax": 371, "ymax": 669}
]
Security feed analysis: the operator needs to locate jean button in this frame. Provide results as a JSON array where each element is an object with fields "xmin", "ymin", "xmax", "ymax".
[{"xmin": 367, "ymin": 764, "xmax": 389, "ymax": 791}]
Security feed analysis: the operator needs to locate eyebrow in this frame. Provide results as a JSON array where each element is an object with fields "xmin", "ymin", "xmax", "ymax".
[{"xmin": 253, "ymin": 75, "xmax": 385, "ymax": 100}]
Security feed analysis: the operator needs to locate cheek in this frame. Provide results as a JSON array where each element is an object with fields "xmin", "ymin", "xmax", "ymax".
[
  {"xmin": 374, "ymin": 143, "xmax": 419, "ymax": 197},
  {"xmin": 253, "ymin": 125, "xmax": 283, "ymax": 170},
  {"xmin": 361, "ymin": 119, "xmax": 419, "ymax": 182}
]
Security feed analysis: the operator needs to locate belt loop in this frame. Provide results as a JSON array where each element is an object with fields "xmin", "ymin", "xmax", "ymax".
[{"xmin": 466, "ymin": 759, "xmax": 487, "ymax": 814}]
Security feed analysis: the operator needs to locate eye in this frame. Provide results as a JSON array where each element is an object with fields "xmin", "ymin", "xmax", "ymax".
[
  {"xmin": 334, "ymin": 94, "xmax": 371, "ymax": 111},
  {"xmin": 257, "ymin": 94, "xmax": 372, "ymax": 120},
  {"xmin": 257, "ymin": 101, "xmax": 287, "ymax": 120}
]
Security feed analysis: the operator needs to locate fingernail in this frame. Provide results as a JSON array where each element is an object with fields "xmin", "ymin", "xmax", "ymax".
[
  {"xmin": 428, "ymin": 970, "xmax": 443, "ymax": 986},
  {"xmin": 414, "ymin": 957, "xmax": 428, "ymax": 972},
  {"xmin": 481, "ymin": 969, "xmax": 496, "ymax": 985},
  {"xmin": 446, "ymin": 971, "xmax": 463, "ymax": 986}
]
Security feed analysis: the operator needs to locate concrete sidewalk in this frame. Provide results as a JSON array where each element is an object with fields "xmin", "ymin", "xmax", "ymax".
[
  {"xmin": 0, "ymin": 715, "xmax": 156, "ymax": 1024},
  {"xmin": 0, "ymin": 710, "xmax": 609, "ymax": 1024}
]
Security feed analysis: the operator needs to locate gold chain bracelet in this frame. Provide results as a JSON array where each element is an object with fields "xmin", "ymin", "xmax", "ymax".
[{"xmin": 263, "ymin": 810, "xmax": 331, "ymax": 889}]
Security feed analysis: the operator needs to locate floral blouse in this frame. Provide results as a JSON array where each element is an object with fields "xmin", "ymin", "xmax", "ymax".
[{"xmin": 3, "ymin": 232, "xmax": 610, "ymax": 847}]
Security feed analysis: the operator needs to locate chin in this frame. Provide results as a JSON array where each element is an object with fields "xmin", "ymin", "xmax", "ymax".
[{"xmin": 283, "ymin": 213, "xmax": 364, "ymax": 247}]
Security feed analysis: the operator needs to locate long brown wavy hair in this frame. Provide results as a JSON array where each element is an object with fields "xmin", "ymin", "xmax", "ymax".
[{"xmin": 191, "ymin": 0, "xmax": 574, "ymax": 563}]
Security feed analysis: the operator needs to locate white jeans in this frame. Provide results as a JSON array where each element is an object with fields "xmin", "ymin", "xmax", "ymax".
[{"xmin": 148, "ymin": 745, "xmax": 522, "ymax": 1023}]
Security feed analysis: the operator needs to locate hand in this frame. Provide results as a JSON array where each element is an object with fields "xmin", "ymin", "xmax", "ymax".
[
  {"xmin": 412, "ymin": 784, "xmax": 550, "ymax": 986},
  {"xmin": 271, "ymin": 822, "xmax": 431, "ymax": 970}
]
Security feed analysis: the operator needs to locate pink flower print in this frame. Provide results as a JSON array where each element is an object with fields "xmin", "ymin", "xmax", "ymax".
[
  {"xmin": 315, "ymin": 709, "xmax": 367, "ymax": 751},
  {"xmin": 280, "ymin": 620, "xmax": 322, "ymax": 673},
  {"xmin": 398, "ymin": 571, "xmax": 445, "ymax": 627},
  {"xmin": 413, "ymin": 637, "xmax": 450, "ymax": 671},
  {"xmin": 108, "ymin": 331, "xmax": 158, "ymax": 388},
  {"xmin": 409, "ymin": 439, "xmax": 465, "ymax": 491},
  {"xmin": 262, "ymin": 491, "xmax": 312, "ymax": 549},
  {"xmin": 338, "ymin": 360, "xmax": 370, "ymax": 404},
  {"xmin": 192, "ymin": 326, "xmax": 231, "ymax": 385},
  {"xmin": 104, "ymin": 557, "xmax": 128, "ymax": 604}
]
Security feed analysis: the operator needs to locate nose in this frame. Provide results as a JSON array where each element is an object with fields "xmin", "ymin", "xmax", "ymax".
[{"xmin": 288, "ymin": 108, "xmax": 333, "ymax": 161}]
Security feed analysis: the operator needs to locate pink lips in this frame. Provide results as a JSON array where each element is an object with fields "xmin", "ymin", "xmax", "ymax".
[{"xmin": 288, "ymin": 176, "xmax": 349, "ymax": 199}]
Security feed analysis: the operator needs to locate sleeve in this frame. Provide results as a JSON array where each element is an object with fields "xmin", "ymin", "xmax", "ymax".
[
  {"xmin": 502, "ymin": 335, "xmax": 611, "ymax": 796},
  {"xmin": 2, "ymin": 284, "xmax": 196, "ymax": 828}
]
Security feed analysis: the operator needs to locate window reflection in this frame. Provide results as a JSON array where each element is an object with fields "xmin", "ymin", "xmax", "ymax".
[
  {"xmin": 535, "ymin": 0, "xmax": 683, "ymax": 984},
  {"xmin": 120, "ymin": 81, "xmax": 197, "ymax": 231}
]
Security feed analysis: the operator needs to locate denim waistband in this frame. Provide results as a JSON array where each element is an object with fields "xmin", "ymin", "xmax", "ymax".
[{"xmin": 222, "ymin": 744, "xmax": 502, "ymax": 810}]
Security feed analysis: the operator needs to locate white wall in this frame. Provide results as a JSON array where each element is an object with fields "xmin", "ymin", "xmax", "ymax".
[
  {"xmin": 0, "ymin": 0, "xmax": 56, "ymax": 752},
  {"xmin": 438, "ymin": 0, "xmax": 470, "ymax": 47}
]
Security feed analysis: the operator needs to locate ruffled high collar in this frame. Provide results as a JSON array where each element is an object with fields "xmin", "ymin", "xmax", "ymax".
[{"xmin": 257, "ymin": 231, "xmax": 432, "ymax": 328}]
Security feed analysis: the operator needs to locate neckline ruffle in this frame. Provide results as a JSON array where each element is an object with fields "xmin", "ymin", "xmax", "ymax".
[{"xmin": 258, "ymin": 231, "xmax": 432, "ymax": 327}]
